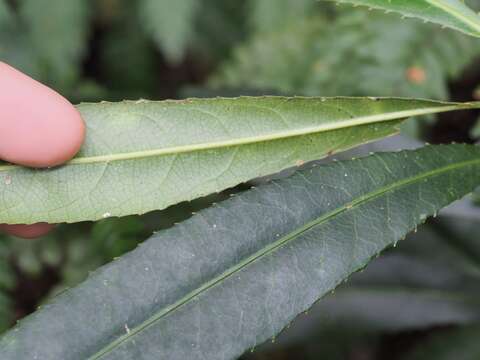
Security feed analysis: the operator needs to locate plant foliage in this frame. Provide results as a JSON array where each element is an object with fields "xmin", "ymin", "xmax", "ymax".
[
  {"xmin": 1, "ymin": 145, "xmax": 479, "ymax": 359},
  {"xmin": 1, "ymin": 1, "xmax": 480, "ymax": 359},
  {"xmin": 320, "ymin": 0, "xmax": 480, "ymax": 37},
  {"xmin": 3, "ymin": 97, "xmax": 477, "ymax": 225}
]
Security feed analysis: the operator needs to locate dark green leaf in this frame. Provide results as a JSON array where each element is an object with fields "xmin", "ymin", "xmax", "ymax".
[{"xmin": 1, "ymin": 144, "xmax": 480, "ymax": 359}]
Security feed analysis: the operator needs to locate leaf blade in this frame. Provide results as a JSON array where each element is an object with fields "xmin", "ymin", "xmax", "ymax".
[
  {"xmin": 1, "ymin": 97, "xmax": 479, "ymax": 225},
  {"xmin": 138, "ymin": 0, "xmax": 198, "ymax": 64},
  {"xmin": 322, "ymin": 0, "xmax": 480, "ymax": 37},
  {"xmin": 1, "ymin": 144, "xmax": 480, "ymax": 359},
  {"xmin": 19, "ymin": 0, "xmax": 90, "ymax": 89}
]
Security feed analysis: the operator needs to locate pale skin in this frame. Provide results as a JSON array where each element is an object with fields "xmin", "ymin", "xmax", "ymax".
[{"xmin": 0, "ymin": 62, "xmax": 86, "ymax": 238}]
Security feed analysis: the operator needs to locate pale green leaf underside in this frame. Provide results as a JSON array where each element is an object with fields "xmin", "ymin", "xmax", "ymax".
[
  {"xmin": 324, "ymin": 0, "xmax": 480, "ymax": 37},
  {"xmin": 1, "ymin": 144, "xmax": 479, "ymax": 359},
  {"xmin": 1, "ymin": 97, "xmax": 479, "ymax": 225}
]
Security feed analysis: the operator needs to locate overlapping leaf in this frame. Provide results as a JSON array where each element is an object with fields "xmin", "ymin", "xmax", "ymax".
[
  {"xmin": 1, "ymin": 144, "xmax": 480, "ymax": 359},
  {"xmin": 321, "ymin": 0, "xmax": 480, "ymax": 37},
  {"xmin": 1, "ymin": 97, "xmax": 479, "ymax": 225}
]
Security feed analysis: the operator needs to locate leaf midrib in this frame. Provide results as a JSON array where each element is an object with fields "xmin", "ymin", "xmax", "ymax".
[
  {"xmin": 333, "ymin": 0, "xmax": 480, "ymax": 35},
  {"xmin": 88, "ymin": 150, "xmax": 480, "ymax": 359},
  {"xmin": 0, "ymin": 103, "xmax": 473, "ymax": 173},
  {"xmin": 426, "ymin": 0, "xmax": 480, "ymax": 33}
]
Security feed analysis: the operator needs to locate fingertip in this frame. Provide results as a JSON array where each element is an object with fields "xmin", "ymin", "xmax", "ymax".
[
  {"xmin": 0, "ymin": 223, "xmax": 56, "ymax": 239},
  {"xmin": 0, "ymin": 62, "xmax": 86, "ymax": 168}
]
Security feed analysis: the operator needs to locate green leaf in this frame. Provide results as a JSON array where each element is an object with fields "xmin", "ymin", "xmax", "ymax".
[
  {"xmin": 19, "ymin": 0, "xmax": 90, "ymax": 90},
  {"xmin": 322, "ymin": 0, "xmax": 480, "ymax": 37},
  {"xmin": 471, "ymin": 116, "xmax": 480, "ymax": 138},
  {"xmin": 211, "ymin": 11, "xmax": 480, "ymax": 100},
  {"xmin": 1, "ymin": 144, "xmax": 480, "ymax": 359},
  {"xmin": 139, "ymin": 0, "xmax": 199, "ymax": 64},
  {"xmin": 0, "ymin": 0, "xmax": 11, "ymax": 26},
  {"xmin": 260, "ymin": 220, "xmax": 480, "ymax": 347},
  {"xmin": 0, "ymin": 5, "xmax": 38, "ymax": 77},
  {"xmin": 403, "ymin": 325, "xmax": 480, "ymax": 360},
  {"xmin": 314, "ymin": 287, "xmax": 480, "ymax": 332},
  {"xmin": 398, "ymin": 220, "xmax": 480, "ymax": 279},
  {"xmin": 312, "ymin": 256, "xmax": 480, "ymax": 333},
  {"xmin": 2, "ymin": 97, "xmax": 479, "ymax": 225}
]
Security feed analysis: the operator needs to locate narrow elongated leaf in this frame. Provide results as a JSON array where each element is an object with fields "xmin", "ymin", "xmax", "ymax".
[
  {"xmin": 1, "ymin": 97, "xmax": 479, "ymax": 225},
  {"xmin": 323, "ymin": 0, "xmax": 480, "ymax": 37},
  {"xmin": 1, "ymin": 144, "xmax": 479, "ymax": 360}
]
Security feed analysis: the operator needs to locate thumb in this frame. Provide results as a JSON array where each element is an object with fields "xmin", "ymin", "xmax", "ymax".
[
  {"xmin": 0, "ymin": 62, "xmax": 86, "ymax": 239},
  {"xmin": 0, "ymin": 62, "xmax": 85, "ymax": 167},
  {"xmin": 0, "ymin": 223, "xmax": 56, "ymax": 239}
]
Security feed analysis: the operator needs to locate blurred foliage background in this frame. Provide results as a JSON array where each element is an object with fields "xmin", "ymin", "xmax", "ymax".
[{"xmin": 1, "ymin": 0, "xmax": 480, "ymax": 359}]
